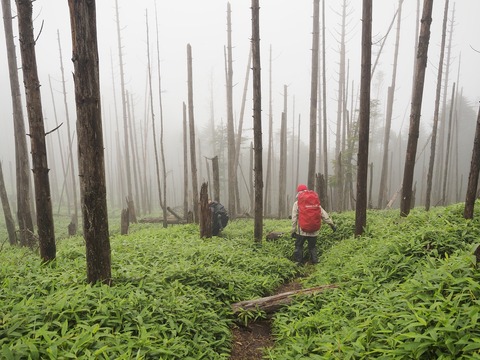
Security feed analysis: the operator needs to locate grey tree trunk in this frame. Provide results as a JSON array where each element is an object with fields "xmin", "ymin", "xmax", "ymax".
[
  {"xmin": 321, "ymin": 0, "xmax": 329, "ymax": 210},
  {"xmin": 307, "ymin": 0, "xmax": 320, "ymax": 189},
  {"xmin": 378, "ymin": 0, "xmax": 403, "ymax": 209},
  {"xmin": 199, "ymin": 183, "xmax": 211, "ymax": 238},
  {"xmin": 145, "ymin": 11, "xmax": 164, "ymax": 223},
  {"xmin": 57, "ymin": 30, "xmax": 78, "ymax": 231},
  {"xmin": 183, "ymin": 103, "xmax": 189, "ymax": 218},
  {"xmin": 226, "ymin": 3, "xmax": 236, "ymax": 218},
  {"xmin": 114, "ymin": 0, "xmax": 136, "ymax": 222},
  {"xmin": 16, "ymin": 0, "xmax": 56, "ymax": 260},
  {"xmin": 425, "ymin": 0, "xmax": 449, "ymax": 210},
  {"xmin": 264, "ymin": 45, "xmax": 273, "ymax": 216},
  {"xmin": 354, "ymin": 0, "xmax": 372, "ymax": 236},
  {"xmin": 400, "ymin": 0, "xmax": 434, "ymax": 217},
  {"xmin": 187, "ymin": 44, "xmax": 199, "ymax": 223},
  {"xmin": 441, "ymin": 82, "xmax": 455, "ymax": 205},
  {"xmin": 251, "ymin": 0, "xmax": 263, "ymax": 243},
  {"xmin": 464, "ymin": 105, "xmax": 480, "ymax": 219},
  {"xmin": 1, "ymin": 0, "xmax": 34, "ymax": 247},
  {"xmin": 278, "ymin": 110, "xmax": 287, "ymax": 218},
  {"xmin": 0, "ymin": 161, "xmax": 16, "ymax": 245},
  {"xmin": 68, "ymin": 0, "xmax": 111, "ymax": 283}
]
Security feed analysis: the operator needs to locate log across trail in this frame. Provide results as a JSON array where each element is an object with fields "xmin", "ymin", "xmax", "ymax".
[{"xmin": 232, "ymin": 284, "xmax": 338, "ymax": 315}]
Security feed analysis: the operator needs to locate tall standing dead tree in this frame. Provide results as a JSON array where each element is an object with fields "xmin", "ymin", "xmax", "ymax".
[
  {"xmin": 68, "ymin": 0, "xmax": 111, "ymax": 284},
  {"xmin": 464, "ymin": 104, "xmax": 480, "ymax": 219},
  {"xmin": 400, "ymin": 0, "xmax": 434, "ymax": 217},
  {"xmin": 0, "ymin": 161, "xmax": 16, "ymax": 245},
  {"xmin": 251, "ymin": 0, "xmax": 263, "ymax": 243},
  {"xmin": 307, "ymin": 0, "xmax": 320, "ymax": 189},
  {"xmin": 16, "ymin": 0, "xmax": 56, "ymax": 261},
  {"xmin": 1, "ymin": 0, "xmax": 34, "ymax": 247},
  {"xmin": 355, "ymin": 0, "xmax": 372, "ymax": 236}
]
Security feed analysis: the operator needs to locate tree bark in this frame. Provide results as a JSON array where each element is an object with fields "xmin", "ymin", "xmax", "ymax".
[
  {"xmin": 251, "ymin": 0, "xmax": 263, "ymax": 243},
  {"xmin": 321, "ymin": 0, "xmax": 329, "ymax": 210},
  {"xmin": 1, "ymin": 0, "xmax": 34, "ymax": 247},
  {"xmin": 441, "ymin": 82, "xmax": 456, "ymax": 205},
  {"xmin": 307, "ymin": 0, "xmax": 320, "ymax": 189},
  {"xmin": 425, "ymin": 0, "xmax": 449, "ymax": 211},
  {"xmin": 400, "ymin": 0, "xmax": 433, "ymax": 217},
  {"xmin": 464, "ymin": 105, "xmax": 480, "ymax": 219},
  {"xmin": 199, "ymin": 183, "xmax": 211, "ymax": 238},
  {"xmin": 278, "ymin": 109, "xmax": 287, "ymax": 218},
  {"xmin": 355, "ymin": 0, "xmax": 372, "ymax": 236},
  {"xmin": 68, "ymin": 0, "xmax": 111, "ymax": 284},
  {"xmin": 264, "ymin": 45, "xmax": 273, "ymax": 216},
  {"xmin": 16, "ymin": 0, "xmax": 56, "ymax": 260},
  {"xmin": 183, "ymin": 103, "xmax": 189, "ymax": 218}
]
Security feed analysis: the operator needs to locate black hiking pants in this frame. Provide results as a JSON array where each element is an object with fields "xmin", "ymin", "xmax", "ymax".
[{"xmin": 294, "ymin": 235, "xmax": 318, "ymax": 265}]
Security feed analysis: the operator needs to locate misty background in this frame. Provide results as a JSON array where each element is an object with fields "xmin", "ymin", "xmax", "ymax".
[{"xmin": 1, "ymin": 0, "xmax": 479, "ymax": 218}]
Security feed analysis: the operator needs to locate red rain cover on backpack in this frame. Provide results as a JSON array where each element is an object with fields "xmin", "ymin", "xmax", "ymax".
[{"xmin": 298, "ymin": 190, "xmax": 321, "ymax": 232}]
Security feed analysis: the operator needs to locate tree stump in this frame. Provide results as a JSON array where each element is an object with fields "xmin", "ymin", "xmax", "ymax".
[{"xmin": 121, "ymin": 208, "xmax": 129, "ymax": 235}]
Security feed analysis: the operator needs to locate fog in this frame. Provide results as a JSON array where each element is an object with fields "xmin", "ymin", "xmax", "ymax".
[{"xmin": 1, "ymin": 0, "xmax": 479, "ymax": 214}]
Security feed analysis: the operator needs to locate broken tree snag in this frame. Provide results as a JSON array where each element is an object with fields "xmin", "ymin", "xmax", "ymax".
[
  {"xmin": 231, "ymin": 284, "xmax": 338, "ymax": 315},
  {"xmin": 121, "ymin": 207, "xmax": 129, "ymax": 235}
]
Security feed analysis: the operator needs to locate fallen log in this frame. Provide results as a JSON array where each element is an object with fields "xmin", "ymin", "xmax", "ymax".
[{"xmin": 232, "ymin": 284, "xmax": 338, "ymax": 314}]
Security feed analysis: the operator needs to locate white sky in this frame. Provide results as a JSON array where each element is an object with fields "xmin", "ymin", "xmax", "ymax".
[{"xmin": 1, "ymin": 0, "xmax": 479, "ymax": 177}]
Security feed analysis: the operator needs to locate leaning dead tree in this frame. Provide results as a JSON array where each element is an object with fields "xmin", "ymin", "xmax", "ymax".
[
  {"xmin": 251, "ymin": 0, "xmax": 263, "ymax": 243},
  {"xmin": 16, "ymin": 0, "xmax": 56, "ymax": 261},
  {"xmin": 1, "ymin": 0, "xmax": 34, "ymax": 247},
  {"xmin": 401, "ymin": 0, "xmax": 434, "ymax": 217},
  {"xmin": 68, "ymin": 0, "xmax": 111, "ymax": 284}
]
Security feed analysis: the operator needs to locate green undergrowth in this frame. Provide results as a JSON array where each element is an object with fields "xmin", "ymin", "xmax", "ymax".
[
  {"xmin": 267, "ymin": 203, "xmax": 480, "ymax": 359},
  {"xmin": 0, "ymin": 219, "xmax": 298, "ymax": 359}
]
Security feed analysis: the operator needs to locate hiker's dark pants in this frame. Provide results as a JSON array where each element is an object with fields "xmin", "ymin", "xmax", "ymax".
[{"xmin": 294, "ymin": 235, "xmax": 318, "ymax": 265}]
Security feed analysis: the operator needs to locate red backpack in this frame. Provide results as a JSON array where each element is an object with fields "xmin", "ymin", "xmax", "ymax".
[{"xmin": 297, "ymin": 190, "xmax": 321, "ymax": 232}]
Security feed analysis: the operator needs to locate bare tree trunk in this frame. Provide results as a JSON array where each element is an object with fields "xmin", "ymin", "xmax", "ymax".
[
  {"xmin": 464, "ymin": 105, "xmax": 480, "ymax": 219},
  {"xmin": 154, "ymin": 4, "xmax": 168, "ymax": 228},
  {"xmin": 212, "ymin": 155, "xmax": 220, "ymax": 202},
  {"xmin": 249, "ymin": 143, "xmax": 254, "ymax": 213},
  {"xmin": 68, "ymin": 0, "xmax": 111, "ymax": 283},
  {"xmin": 187, "ymin": 44, "xmax": 199, "ymax": 223},
  {"xmin": 16, "ymin": 0, "xmax": 56, "ymax": 260},
  {"xmin": 57, "ymin": 30, "xmax": 78, "ymax": 231},
  {"xmin": 182, "ymin": 102, "xmax": 189, "ymax": 218},
  {"xmin": 400, "ymin": 0, "xmax": 434, "ymax": 217},
  {"xmin": 1, "ymin": 0, "xmax": 34, "ymax": 247},
  {"xmin": 355, "ymin": 0, "xmax": 372, "ymax": 236},
  {"xmin": 307, "ymin": 0, "xmax": 320, "ymax": 189},
  {"xmin": 278, "ymin": 110, "xmax": 287, "ymax": 218},
  {"xmin": 425, "ymin": 0, "xmax": 449, "ymax": 211},
  {"xmin": 378, "ymin": 0, "xmax": 403, "ymax": 209},
  {"xmin": 126, "ymin": 93, "xmax": 141, "ymax": 217},
  {"xmin": 225, "ymin": 3, "xmax": 236, "ymax": 218},
  {"xmin": 0, "ymin": 161, "xmax": 16, "ymax": 245},
  {"xmin": 251, "ymin": 0, "xmax": 263, "ymax": 243},
  {"xmin": 264, "ymin": 45, "xmax": 273, "ymax": 216},
  {"xmin": 321, "ymin": 0, "xmax": 329, "ymax": 210},
  {"xmin": 441, "ymin": 82, "xmax": 455, "ymax": 205},
  {"xmin": 114, "ymin": 0, "xmax": 136, "ymax": 222},
  {"xmin": 145, "ymin": 10, "xmax": 164, "ymax": 222},
  {"xmin": 296, "ymin": 115, "xmax": 301, "ymax": 188},
  {"xmin": 129, "ymin": 93, "xmax": 145, "ymax": 217}
]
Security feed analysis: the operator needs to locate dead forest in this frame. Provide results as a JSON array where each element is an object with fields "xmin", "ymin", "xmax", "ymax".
[{"xmin": 1, "ymin": 1, "xmax": 480, "ymax": 280}]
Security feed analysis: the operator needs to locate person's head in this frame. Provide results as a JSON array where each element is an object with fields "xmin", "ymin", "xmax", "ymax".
[{"xmin": 297, "ymin": 184, "xmax": 308, "ymax": 193}]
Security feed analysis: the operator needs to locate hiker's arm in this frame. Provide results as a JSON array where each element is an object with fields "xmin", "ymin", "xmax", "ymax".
[
  {"xmin": 320, "ymin": 206, "xmax": 334, "ymax": 226},
  {"xmin": 291, "ymin": 202, "xmax": 298, "ymax": 233}
]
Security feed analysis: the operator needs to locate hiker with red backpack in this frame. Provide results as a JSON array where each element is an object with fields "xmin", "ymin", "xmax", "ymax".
[{"xmin": 291, "ymin": 184, "xmax": 336, "ymax": 265}]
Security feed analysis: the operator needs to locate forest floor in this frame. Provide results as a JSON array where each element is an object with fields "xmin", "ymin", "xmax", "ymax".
[{"xmin": 229, "ymin": 280, "xmax": 303, "ymax": 359}]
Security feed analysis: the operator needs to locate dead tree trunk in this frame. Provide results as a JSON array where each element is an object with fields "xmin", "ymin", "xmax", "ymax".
[
  {"xmin": 464, "ymin": 105, "xmax": 480, "ymax": 219},
  {"xmin": 264, "ymin": 45, "xmax": 273, "ymax": 216},
  {"xmin": 0, "ymin": 161, "xmax": 16, "ymax": 245},
  {"xmin": 378, "ymin": 0, "xmax": 404, "ymax": 209},
  {"xmin": 199, "ymin": 183, "xmax": 211, "ymax": 238},
  {"xmin": 225, "ymin": 2, "xmax": 236, "ymax": 219},
  {"xmin": 212, "ymin": 156, "xmax": 220, "ymax": 202},
  {"xmin": 183, "ymin": 103, "xmax": 189, "ymax": 219},
  {"xmin": 425, "ymin": 0, "xmax": 449, "ymax": 211},
  {"xmin": 400, "ymin": 0, "xmax": 434, "ymax": 217},
  {"xmin": 187, "ymin": 44, "xmax": 199, "ymax": 223},
  {"xmin": 57, "ymin": 30, "xmax": 78, "ymax": 232},
  {"xmin": 120, "ymin": 207, "xmax": 129, "ymax": 235},
  {"xmin": 251, "ymin": 0, "xmax": 263, "ymax": 243},
  {"xmin": 441, "ymin": 82, "xmax": 455, "ymax": 205},
  {"xmin": 278, "ymin": 109, "xmax": 287, "ymax": 219},
  {"xmin": 68, "ymin": 0, "xmax": 111, "ymax": 284},
  {"xmin": 126, "ymin": 93, "xmax": 141, "ymax": 217},
  {"xmin": 1, "ymin": 0, "xmax": 34, "ymax": 247},
  {"xmin": 307, "ymin": 0, "xmax": 320, "ymax": 189},
  {"xmin": 16, "ymin": 0, "xmax": 56, "ymax": 260},
  {"xmin": 321, "ymin": 0, "xmax": 329, "ymax": 210},
  {"xmin": 355, "ymin": 0, "xmax": 372, "ymax": 236},
  {"xmin": 114, "ymin": 0, "xmax": 136, "ymax": 223}
]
